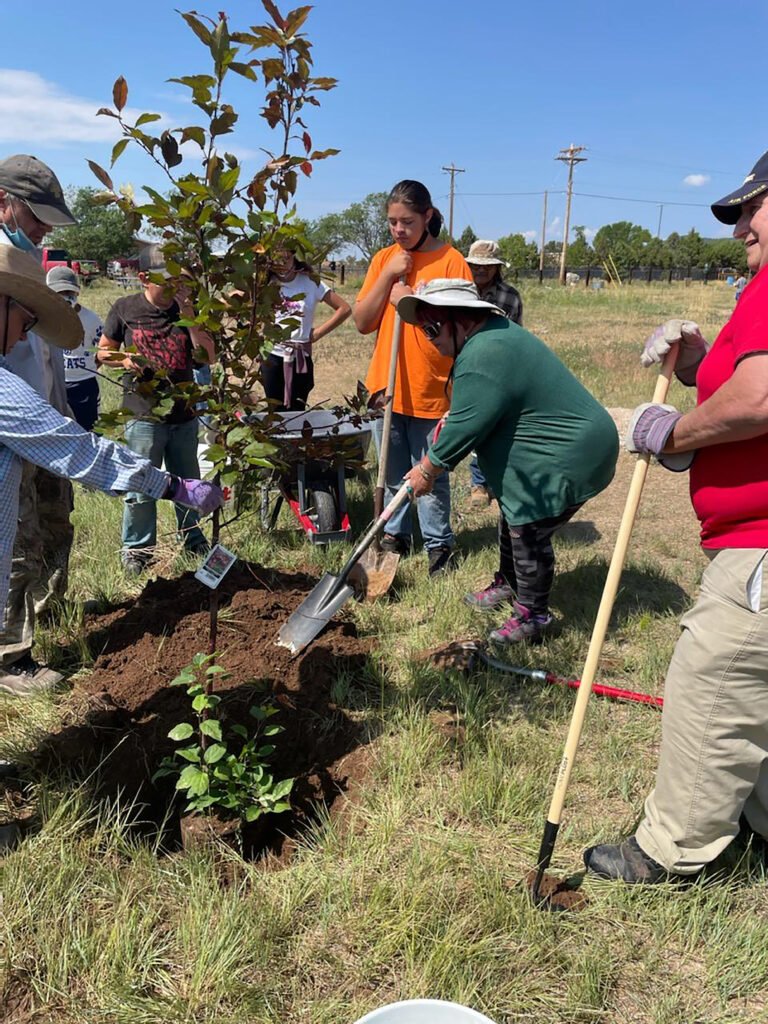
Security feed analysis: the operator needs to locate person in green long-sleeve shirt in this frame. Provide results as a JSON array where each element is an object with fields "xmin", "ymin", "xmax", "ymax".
[{"xmin": 398, "ymin": 278, "xmax": 618, "ymax": 645}]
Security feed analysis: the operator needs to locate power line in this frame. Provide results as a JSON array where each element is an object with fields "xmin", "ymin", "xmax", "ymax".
[{"xmin": 573, "ymin": 190, "xmax": 711, "ymax": 208}]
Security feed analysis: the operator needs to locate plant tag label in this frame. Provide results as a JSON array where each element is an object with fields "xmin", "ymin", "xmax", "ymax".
[{"xmin": 195, "ymin": 544, "xmax": 237, "ymax": 589}]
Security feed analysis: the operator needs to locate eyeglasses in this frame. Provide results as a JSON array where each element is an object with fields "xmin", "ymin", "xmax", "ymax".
[
  {"xmin": 418, "ymin": 320, "xmax": 442, "ymax": 341},
  {"xmin": 10, "ymin": 299, "xmax": 38, "ymax": 334},
  {"xmin": 10, "ymin": 195, "xmax": 49, "ymax": 231}
]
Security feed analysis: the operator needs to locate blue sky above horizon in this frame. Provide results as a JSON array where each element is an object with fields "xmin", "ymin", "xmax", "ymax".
[{"xmin": 2, "ymin": 0, "xmax": 764, "ymax": 247}]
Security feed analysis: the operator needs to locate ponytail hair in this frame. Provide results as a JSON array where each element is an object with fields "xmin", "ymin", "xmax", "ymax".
[{"xmin": 387, "ymin": 180, "xmax": 443, "ymax": 237}]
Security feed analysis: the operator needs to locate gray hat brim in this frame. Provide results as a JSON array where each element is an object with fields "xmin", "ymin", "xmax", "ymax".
[
  {"xmin": 397, "ymin": 291, "xmax": 505, "ymax": 324},
  {"xmin": 0, "ymin": 271, "xmax": 82, "ymax": 348},
  {"xmin": 466, "ymin": 256, "xmax": 506, "ymax": 267},
  {"xmin": 25, "ymin": 198, "xmax": 76, "ymax": 228}
]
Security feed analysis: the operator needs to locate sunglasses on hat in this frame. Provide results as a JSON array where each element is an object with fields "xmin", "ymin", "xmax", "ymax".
[{"xmin": 417, "ymin": 320, "xmax": 442, "ymax": 341}]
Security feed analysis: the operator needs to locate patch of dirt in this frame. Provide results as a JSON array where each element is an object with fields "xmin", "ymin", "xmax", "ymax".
[
  {"xmin": 35, "ymin": 563, "xmax": 376, "ymax": 861},
  {"xmin": 524, "ymin": 869, "xmax": 588, "ymax": 912}
]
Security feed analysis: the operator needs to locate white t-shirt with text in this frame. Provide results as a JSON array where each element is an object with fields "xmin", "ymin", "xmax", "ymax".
[{"xmin": 64, "ymin": 306, "xmax": 103, "ymax": 384}]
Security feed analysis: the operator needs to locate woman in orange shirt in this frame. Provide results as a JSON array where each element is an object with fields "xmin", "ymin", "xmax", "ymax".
[{"xmin": 354, "ymin": 181, "xmax": 471, "ymax": 575}]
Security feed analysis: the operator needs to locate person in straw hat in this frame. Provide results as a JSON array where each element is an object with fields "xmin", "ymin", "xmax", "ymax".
[
  {"xmin": 398, "ymin": 279, "xmax": 618, "ymax": 646},
  {"xmin": 0, "ymin": 245, "xmax": 223, "ymax": 694},
  {"xmin": 465, "ymin": 240, "xmax": 523, "ymax": 508}
]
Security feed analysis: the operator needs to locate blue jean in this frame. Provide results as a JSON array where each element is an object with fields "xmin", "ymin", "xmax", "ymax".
[
  {"xmin": 122, "ymin": 418, "xmax": 206, "ymax": 552},
  {"xmin": 469, "ymin": 455, "xmax": 487, "ymax": 488},
  {"xmin": 372, "ymin": 412, "xmax": 454, "ymax": 550}
]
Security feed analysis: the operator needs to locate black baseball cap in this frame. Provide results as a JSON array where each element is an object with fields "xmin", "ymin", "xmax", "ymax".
[
  {"xmin": 0, "ymin": 154, "xmax": 76, "ymax": 226},
  {"xmin": 711, "ymin": 151, "xmax": 768, "ymax": 224}
]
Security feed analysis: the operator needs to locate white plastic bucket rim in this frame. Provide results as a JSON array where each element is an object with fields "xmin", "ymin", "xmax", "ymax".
[{"xmin": 352, "ymin": 999, "xmax": 498, "ymax": 1024}]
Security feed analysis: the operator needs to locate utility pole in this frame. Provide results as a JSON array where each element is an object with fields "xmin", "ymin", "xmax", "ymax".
[
  {"xmin": 555, "ymin": 143, "xmax": 587, "ymax": 285},
  {"xmin": 539, "ymin": 190, "xmax": 548, "ymax": 279},
  {"xmin": 656, "ymin": 203, "xmax": 664, "ymax": 239},
  {"xmin": 442, "ymin": 163, "xmax": 465, "ymax": 239}
]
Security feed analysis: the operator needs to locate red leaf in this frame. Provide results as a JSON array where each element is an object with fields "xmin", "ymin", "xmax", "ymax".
[
  {"xmin": 261, "ymin": 0, "xmax": 286, "ymax": 29},
  {"xmin": 302, "ymin": 131, "xmax": 311, "ymax": 154},
  {"xmin": 112, "ymin": 76, "xmax": 128, "ymax": 112},
  {"xmin": 300, "ymin": 161, "xmax": 312, "ymax": 177}
]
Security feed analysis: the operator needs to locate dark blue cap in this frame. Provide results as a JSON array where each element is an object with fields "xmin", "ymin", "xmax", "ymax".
[{"xmin": 712, "ymin": 151, "xmax": 768, "ymax": 224}]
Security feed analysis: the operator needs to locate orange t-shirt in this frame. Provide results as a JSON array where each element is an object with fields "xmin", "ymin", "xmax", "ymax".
[{"xmin": 359, "ymin": 243, "xmax": 472, "ymax": 418}]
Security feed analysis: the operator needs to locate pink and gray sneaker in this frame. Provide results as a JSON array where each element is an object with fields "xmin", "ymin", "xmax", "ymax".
[
  {"xmin": 488, "ymin": 601, "xmax": 554, "ymax": 646},
  {"xmin": 463, "ymin": 573, "xmax": 515, "ymax": 611}
]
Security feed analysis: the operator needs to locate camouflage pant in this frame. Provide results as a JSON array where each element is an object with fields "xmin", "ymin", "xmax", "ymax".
[
  {"xmin": 0, "ymin": 463, "xmax": 74, "ymax": 667},
  {"xmin": 498, "ymin": 504, "xmax": 582, "ymax": 616}
]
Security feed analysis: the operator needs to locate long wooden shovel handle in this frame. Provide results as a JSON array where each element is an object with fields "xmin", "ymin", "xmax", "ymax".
[
  {"xmin": 373, "ymin": 276, "xmax": 406, "ymax": 522},
  {"xmin": 533, "ymin": 347, "xmax": 678, "ymax": 890}
]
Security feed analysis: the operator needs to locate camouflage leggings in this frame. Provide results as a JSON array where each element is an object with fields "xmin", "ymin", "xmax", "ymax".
[{"xmin": 498, "ymin": 504, "xmax": 582, "ymax": 616}]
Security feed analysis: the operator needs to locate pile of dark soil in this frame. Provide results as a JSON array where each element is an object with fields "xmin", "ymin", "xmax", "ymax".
[{"xmin": 36, "ymin": 563, "xmax": 377, "ymax": 860}]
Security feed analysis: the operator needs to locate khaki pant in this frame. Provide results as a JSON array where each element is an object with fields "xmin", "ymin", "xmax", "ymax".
[
  {"xmin": 0, "ymin": 463, "xmax": 74, "ymax": 668},
  {"xmin": 636, "ymin": 548, "xmax": 768, "ymax": 873}
]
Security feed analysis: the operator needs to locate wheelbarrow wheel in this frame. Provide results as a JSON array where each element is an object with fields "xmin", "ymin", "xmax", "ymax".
[{"xmin": 308, "ymin": 485, "xmax": 340, "ymax": 533}]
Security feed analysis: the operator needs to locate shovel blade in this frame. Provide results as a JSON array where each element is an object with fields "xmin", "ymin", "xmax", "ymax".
[
  {"xmin": 277, "ymin": 572, "xmax": 354, "ymax": 656},
  {"xmin": 347, "ymin": 548, "xmax": 401, "ymax": 601}
]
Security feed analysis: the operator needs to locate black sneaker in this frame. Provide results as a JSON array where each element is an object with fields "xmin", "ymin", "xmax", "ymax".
[
  {"xmin": 583, "ymin": 835, "xmax": 670, "ymax": 884},
  {"xmin": 121, "ymin": 550, "xmax": 152, "ymax": 577},
  {"xmin": 380, "ymin": 533, "xmax": 410, "ymax": 556},
  {"xmin": 427, "ymin": 545, "xmax": 456, "ymax": 576}
]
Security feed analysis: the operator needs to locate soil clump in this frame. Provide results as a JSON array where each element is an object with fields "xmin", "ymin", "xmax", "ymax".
[{"xmin": 36, "ymin": 563, "xmax": 376, "ymax": 860}]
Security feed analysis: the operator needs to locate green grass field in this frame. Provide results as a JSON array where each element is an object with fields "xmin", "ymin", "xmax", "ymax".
[{"xmin": 1, "ymin": 279, "xmax": 766, "ymax": 1024}]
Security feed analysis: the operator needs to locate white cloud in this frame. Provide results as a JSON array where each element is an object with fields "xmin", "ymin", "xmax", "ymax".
[
  {"xmin": 0, "ymin": 69, "xmax": 148, "ymax": 145},
  {"xmin": 522, "ymin": 230, "xmax": 537, "ymax": 243},
  {"xmin": 683, "ymin": 173, "xmax": 710, "ymax": 187},
  {"xmin": 583, "ymin": 227, "xmax": 597, "ymax": 242}
]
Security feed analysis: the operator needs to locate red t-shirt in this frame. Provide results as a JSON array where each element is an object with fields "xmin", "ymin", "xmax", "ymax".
[{"xmin": 691, "ymin": 265, "xmax": 768, "ymax": 547}]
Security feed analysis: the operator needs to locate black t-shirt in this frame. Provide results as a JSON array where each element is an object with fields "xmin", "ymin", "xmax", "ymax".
[{"xmin": 103, "ymin": 292, "xmax": 195, "ymax": 423}]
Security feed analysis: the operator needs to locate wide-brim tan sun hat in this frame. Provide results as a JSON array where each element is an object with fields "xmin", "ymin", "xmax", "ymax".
[
  {"xmin": 466, "ymin": 239, "xmax": 507, "ymax": 266},
  {"xmin": 396, "ymin": 278, "xmax": 505, "ymax": 324},
  {"xmin": 0, "ymin": 246, "xmax": 82, "ymax": 349}
]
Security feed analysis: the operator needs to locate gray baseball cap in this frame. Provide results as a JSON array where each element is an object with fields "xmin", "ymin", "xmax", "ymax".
[
  {"xmin": 0, "ymin": 155, "xmax": 76, "ymax": 226},
  {"xmin": 46, "ymin": 266, "xmax": 80, "ymax": 294},
  {"xmin": 138, "ymin": 243, "xmax": 170, "ymax": 277}
]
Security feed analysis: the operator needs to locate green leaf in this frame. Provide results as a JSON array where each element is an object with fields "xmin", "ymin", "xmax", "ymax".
[
  {"xmin": 111, "ymin": 138, "xmax": 130, "ymax": 167},
  {"xmin": 285, "ymin": 6, "xmax": 312, "ymax": 35},
  {"xmin": 136, "ymin": 112, "xmax": 162, "ymax": 127},
  {"xmin": 263, "ymin": 724, "xmax": 282, "ymax": 737},
  {"xmin": 229, "ymin": 61, "xmax": 258, "ymax": 82},
  {"xmin": 168, "ymin": 723, "xmax": 194, "ymax": 741},
  {"xmin": 231, "ymin": 724, "xmax": 249, "ymax": 740},
  {"xmin": 200, "ymin": 719, "xmax": 223, "ymax": 741},
  {"xmin": 180, "ymin": 13, "xmax": 213, "ymax": 46},
  {"xmin": 271, "ymin": 800, "xmax": 292, "ymax": 814},
  {"xmin": 177, "ymin": 745, "xmax": 202, "ymax": 763},
  {"xmin": 203, "ymin": 743, "xmax": 227, "ymax": 764},
  {"xmin": 179, "ymin": 125, "xmax": 207, "ymax": 149},
  {"xmin": 244, "ymin": 805, "xmax": 265, "ymax": 822},
  {"xmin": 272, "ymin": 777, "xmax": 294, "ymax": 799},
  {"xmin": 177, "ymin": 765, "xmax": 208, "ymax": 796}
]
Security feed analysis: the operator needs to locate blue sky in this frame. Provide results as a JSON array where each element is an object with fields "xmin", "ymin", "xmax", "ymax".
[{"xmin": 2, "ymin": 0, "xmax": 764, "ymax": 246}]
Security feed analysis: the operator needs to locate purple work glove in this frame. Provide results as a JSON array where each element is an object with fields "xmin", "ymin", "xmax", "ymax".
[
  {"xmin": 165, "ymin": 477, "xmax": 225, "ymax": 514},
  {"xmin": 640, "ymin": 319, "xmax": 708, "ymax": 386},
  {"xmin": 625, "ymin": 403, "xmax": 694, "ymax": 472}
]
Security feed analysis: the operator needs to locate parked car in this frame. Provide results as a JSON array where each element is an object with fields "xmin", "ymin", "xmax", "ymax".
[{"xmin": 42, "ymin": 247, "xmax": 71, "ymax": 273}]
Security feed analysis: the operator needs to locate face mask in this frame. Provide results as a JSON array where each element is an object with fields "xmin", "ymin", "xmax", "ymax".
[
  {"xmin": 1, "ymin": 223, "xmax": 39, "ymax": 257},
  {"xmin": 61, "ymin": 294, "xmax": 77, "ymax": 306}
]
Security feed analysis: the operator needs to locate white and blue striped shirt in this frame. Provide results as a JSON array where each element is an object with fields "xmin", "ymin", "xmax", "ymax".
[{"xmin": 0, "ymin": 356, "xmax": 168, "ymax": 614}]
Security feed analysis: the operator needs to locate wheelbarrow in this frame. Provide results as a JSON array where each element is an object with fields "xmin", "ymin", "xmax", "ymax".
[{"xmin": 256, "ymin": 409, "xmax": 373, "ymax": 544}]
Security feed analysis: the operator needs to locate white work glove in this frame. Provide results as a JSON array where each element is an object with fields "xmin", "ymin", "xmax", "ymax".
[{"xmin": 640, "ymin": 319, "xmax": 708, "ymax": 386}]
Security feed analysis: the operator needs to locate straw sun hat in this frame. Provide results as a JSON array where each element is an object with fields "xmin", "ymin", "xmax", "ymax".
[
  {"xmin": 0, "ymin": 245, "xmax": 82, "ymax": 349},
  {"xmin": 396, "ymin": 278, "xmax": 505, "ymax": 324}
]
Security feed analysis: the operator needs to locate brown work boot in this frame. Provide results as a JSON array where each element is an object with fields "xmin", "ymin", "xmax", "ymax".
[
  {"xmin": 470, "ymin": 485, "xmax": 491, "ymax": 509},
  {"xmin": 0, "ymin": 657, "xmax": 64, "ymax": 697}
]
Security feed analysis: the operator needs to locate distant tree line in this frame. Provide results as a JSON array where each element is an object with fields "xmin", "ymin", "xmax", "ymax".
[{"xmin": 306, "ymin": 193, "xmax": 749, "ymax": 275}]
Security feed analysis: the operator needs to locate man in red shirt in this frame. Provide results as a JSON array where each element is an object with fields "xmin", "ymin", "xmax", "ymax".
[{"xmin": 585, "ymin": 151, "xmax": 768, "ymax": 884}]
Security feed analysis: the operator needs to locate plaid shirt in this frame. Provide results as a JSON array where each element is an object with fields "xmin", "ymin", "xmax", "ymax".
[
  {"xmin": 479, "ymin": 278, "xmax": 523, "ymax": 326},
  {"xmin": 0, "ymin": 358, "xmax": 168, "ymax": 616}
]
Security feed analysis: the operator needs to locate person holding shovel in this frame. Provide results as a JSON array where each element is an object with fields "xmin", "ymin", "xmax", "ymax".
[
  {"xmin": 0, "ymin": 245, "xmax": 223, "ymax": 693},
  {"xmin": 585, "ymin": 150, "xmax": 768, "ymax": 884},
  {"xmin": 397, "ymin": 279, "xmax": 618, "ymax": 645},
  {"xmin": 354, "ymin": 181, "xmax": 472, "ymax": 577}
]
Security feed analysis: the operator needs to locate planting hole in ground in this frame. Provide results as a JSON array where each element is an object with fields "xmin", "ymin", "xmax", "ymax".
[{"xmin": 34, "ymin": 563, "xmax": 376, "ymax": 862}]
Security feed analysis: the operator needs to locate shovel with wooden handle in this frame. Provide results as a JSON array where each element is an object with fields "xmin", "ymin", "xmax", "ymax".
[
  {"xmin": 278, "ymin": 481, "xmax": 413, "ymax": 656},
  {"xmin": 349, "ymin": 285, "xmax": 405, "ymax": 601},
  {"xmin": 529, "ymin": 346, "xmax": 678, "ymax": 909}
]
